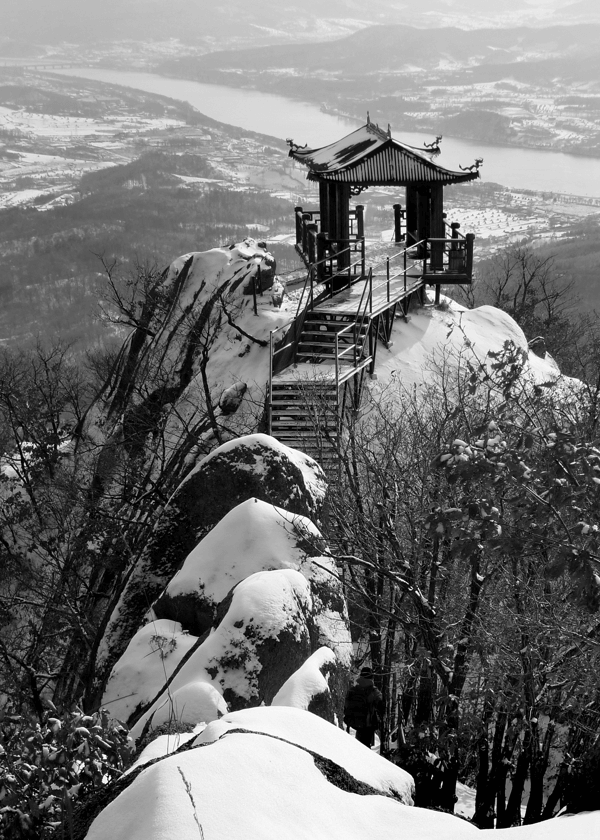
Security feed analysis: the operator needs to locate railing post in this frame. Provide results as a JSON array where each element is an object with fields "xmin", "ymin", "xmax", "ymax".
[
  {"xmin": 295, "ymin": 206, "xmax": 303, "ymax": 245},
  {"xmin": 268, "ymin": 330, "xmax": 273, "ymax": 434},
  {"xmin": 386, "ymin": 256, "xmax": 390, "ymax": 303},
  {"xmin": 448, "ymin": 222, "xmax": 461, "ymax": 273},
  {"xmin": 466, "ymin": 233, "xmax": 475, "ymax": 280},
  {"xmin": 253, "ymin": 266, "xmax": 259, "ymax": 315},
  {"xmin": 361, "ymin": 237, "xmax": 366, "ymax": 277},
  {"xmin": 316, "ymin": 231, "xmax": 328, "ymax": 285},
  {"xmin": 393, "ymin": 204, "xmax": 404, "ymax": 243},
  {"xmin": 307, "ymin": 223, "xmax": 318, "ymax": 267},
  {"xmin": 302, "ymin": 213, "xmax": 311, "ymax": 256}
]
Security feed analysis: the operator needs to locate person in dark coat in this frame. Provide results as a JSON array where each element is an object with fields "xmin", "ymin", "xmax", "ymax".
[{"xmin": 344, "ymin": 666, "xmax": 384, "ymax": 747}]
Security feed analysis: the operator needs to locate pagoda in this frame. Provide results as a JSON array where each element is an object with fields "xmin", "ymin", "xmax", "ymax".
[
  {"xmin": 267, "ymin": 119, "xmax": 481, "ymax": 462},
  {"xmin": 289, "ymin": 116, "xmax": 479, "ymax": 285}
]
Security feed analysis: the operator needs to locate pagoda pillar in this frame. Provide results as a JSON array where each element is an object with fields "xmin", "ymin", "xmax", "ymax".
[
  {"xmin": 405, "ymin": 185, "xmax": 418, "ymax": 248},
  {"xmin": 429, "ymin": 184, "xmax": 445, "ymax": 271},
  {"xmin": 335, "ymin": 182, "xmax": 351, "ymax": 270}
]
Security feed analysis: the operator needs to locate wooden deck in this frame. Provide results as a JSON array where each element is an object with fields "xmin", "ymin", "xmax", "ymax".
[{"xmin": 313, "ymin": 273, "xmax": 423, "ymax": 317}]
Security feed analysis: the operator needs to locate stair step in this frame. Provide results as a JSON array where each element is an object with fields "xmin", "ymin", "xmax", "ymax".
[
  {"xmin": 271, "ymin": 383, "xmax": 338, "ymax": 390},
  {"xmin": 272, "ymin": 429, "xmax": 337, "ymax": 440},
  {"xmin": 300, "ymin": 330, "xmax": 367, "ymax": 340},
  {"xmin": 297, "ymin": 343, "xmax": 359, "ymax": 352},
  {"xmin": 271, "ymin": 392, "xmax": 337, "ymax": 401},
  {"xmin": 271, "ymin": 403, "xmax": 337, "ymax": 410}
]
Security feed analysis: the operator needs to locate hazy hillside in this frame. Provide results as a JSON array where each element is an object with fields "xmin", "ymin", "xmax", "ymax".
[
  {"xmin": 0, "ymin": 152, "xmax": 292, "ymax": 347},
  {"xmin": 0, "ymin": 0, "xmax": 593, "ymax": 50},
  {"xmin": 164, "ymin": 23, "xmax": 600, "ymax": 83}
]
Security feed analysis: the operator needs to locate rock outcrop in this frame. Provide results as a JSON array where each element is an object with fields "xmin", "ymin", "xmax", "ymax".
[
  {"xmin": 101, "ymin": 487, "xmax": 350, "ymax": 734},
  {"xmin": 93, "ymin": 434, "xmax": 328, "ymax": 706}
]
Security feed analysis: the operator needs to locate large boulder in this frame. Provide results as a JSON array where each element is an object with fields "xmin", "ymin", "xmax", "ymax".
[
  {"xmin": 152, "ymin": 497, "xmax": 329, "ymax": 637},
  {"xmin": 102, "ymin": 497, "xmax": 352, "ymax": 731},
  {"xmin": 74, "ymin": 707, "xmax": 600, "ymax": 840},
  {"xmin": 93, "ymin": 435, "xmax": 327, "ymax": 705}
]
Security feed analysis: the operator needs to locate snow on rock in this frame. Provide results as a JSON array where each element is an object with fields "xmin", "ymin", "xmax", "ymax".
[
  {"xmin": 194, "ymin": 706, "xmax": 414, "ymax": 802},
  {"xmin": 153, "ymin": 497, "xmax": 328, "ymax": 636},
  {"xmin": 83, "ymin": 707, "xmax": 429, "ymax": 840},
  {"xmin": 101, "ymin": 620, "xmax": 198, "ymax": 724},
  {"xmin": 139, "ymin": 569, "xmax": 316, "ymax": 718},
  {"xmin": 94, "ymin": 433, "xmax": 327, "ymax": 703},
  {"xmin": 126, "ymin": 727, "xmax": 203, "ymax": 774},
  {"xmin": 183, "ymin": 433, "xmax": 327, "ymax": 518},
  {"xmin": 130, "ymin": 681, "xmax": 227, "ymax": 741},
  {"xmin": 82, "ymin": 706, "xmax": 600, "ymax": 840},
  {"xmin": 102, "ymin": 495, "xmax": 351, "ymax": 731},
  {"xmin": 272, "ymin": 646, "xmax": 348, "ymax": 722}
]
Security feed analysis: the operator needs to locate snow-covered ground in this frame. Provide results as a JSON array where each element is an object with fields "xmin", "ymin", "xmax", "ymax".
[
  {"xmin": 373, "ymin": 294, "xmax": 565, "ymax": 392},
  {"xmin": 0, "ymin": 104, "xmax": 184, "ymax": 138}
]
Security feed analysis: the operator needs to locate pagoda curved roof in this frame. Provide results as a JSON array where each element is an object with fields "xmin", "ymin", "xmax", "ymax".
[{"xmin": 288, "ymin": 122, "xmax": 479, "ymax": 187}]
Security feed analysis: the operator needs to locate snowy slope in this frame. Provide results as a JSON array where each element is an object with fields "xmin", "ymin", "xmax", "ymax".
[{"xmin": 375, "ymin": 296, "xmax": 565, "ymax": 390}]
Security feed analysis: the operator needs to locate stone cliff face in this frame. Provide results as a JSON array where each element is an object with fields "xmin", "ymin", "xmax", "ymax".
[
  {"xmin": 77, "ymin": 240, "xmax": 297, "ymax": 708},
  {"xmin": 78, "ymin": 238, "xmax": 351, "ymax": 724}
]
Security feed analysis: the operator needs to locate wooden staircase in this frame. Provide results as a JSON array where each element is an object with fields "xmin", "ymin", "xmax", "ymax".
[
  {"xmin": 297, "ymin": 311, "xmax": 370, "ymax": 372},
  {"xmin": 268, "ymin": 254, "xmax": 428, "ymax": 472},
  {"xmin": 270, "ymin": 378, "xmax": 340, "ymax": 464}
]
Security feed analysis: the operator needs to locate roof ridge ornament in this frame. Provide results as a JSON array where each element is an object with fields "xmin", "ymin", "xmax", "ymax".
[
  {"xmin": 459, "ymin": 157, "xmax": 484, "ymax": 172},
  {"xmin": 365, "ymin": 112, "xmax": 389, "ymax": 141},
  {"xmin": 286, "ymin": 138, "xmax": 307, "ymax": 153},
  {"xmin": 423, "ymin": 135, "xmax": 443, "ymax": 155}
]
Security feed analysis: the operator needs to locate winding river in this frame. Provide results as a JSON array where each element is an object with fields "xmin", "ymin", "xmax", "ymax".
[{"xmin": 54, "ymin": 67, "xmax": 600, "ymax": 197}]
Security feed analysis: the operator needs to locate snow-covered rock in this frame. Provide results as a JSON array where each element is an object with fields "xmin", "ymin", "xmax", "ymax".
[
  {"xmin": 94, "ymin": 434, "xmax": 328, "ymax": 704},
  {"xmin": 373, "ymin": 296, "xmax": 573, "ymax": 392},
  {"xmin": 83, "ymin": 706, "xmax": 420, "ymax": 840},
  {"xmin": 102, "ymin": 496, "xmax": 351, "ymax": 731},
  {"xmin": 81, "ymin": 706, "xmax": 600, "ymax": 840},
  {"xmin": 272, "ymin": 646, "xmax": 348, "ymax": 722},
  {"xmin": 102, "ymin": 619, "xmax": 199, "ymax": 724},
  {"xmin": 153, "ymin": 496, "xmax": 330, "ymax": 636}
]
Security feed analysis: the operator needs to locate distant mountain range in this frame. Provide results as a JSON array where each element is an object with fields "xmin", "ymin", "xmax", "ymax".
[
  {"xmin": 2, "ymin": 0, "xmax": 599, "ymax": 49},
  {"xmin": 161, "ymin": 23, "xmax": 600, "ymax": 86}
]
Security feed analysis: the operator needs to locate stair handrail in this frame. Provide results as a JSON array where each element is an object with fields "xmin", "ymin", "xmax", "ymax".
[
  {"xmin": 367, "ymin": 239, "xmax": 427, "ymax": 301},
  {"xmin": 334, "ymin": 267, "xmax": 373, "ymax": 373},
  {"xmin": 270, "ymin": 236, "xmax": 430, "ymax": 414}
]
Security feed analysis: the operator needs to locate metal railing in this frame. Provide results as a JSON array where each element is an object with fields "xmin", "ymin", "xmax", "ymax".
[
  {"xmin": 268, "ymin": 228, "xmax": 474, "ymax": 419},
  {"xmin": 334, "ymin": 268, "xmax": 373, "ymax": 382}
]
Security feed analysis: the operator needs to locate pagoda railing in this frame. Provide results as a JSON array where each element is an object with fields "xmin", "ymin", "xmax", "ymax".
[
  {"xmin": 294, "ymin": 206, "xmax": 366, "ymax": 280},
  {"xmin": 421, "ymin": 222, "xmax": 475, "ymax": 282}
]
